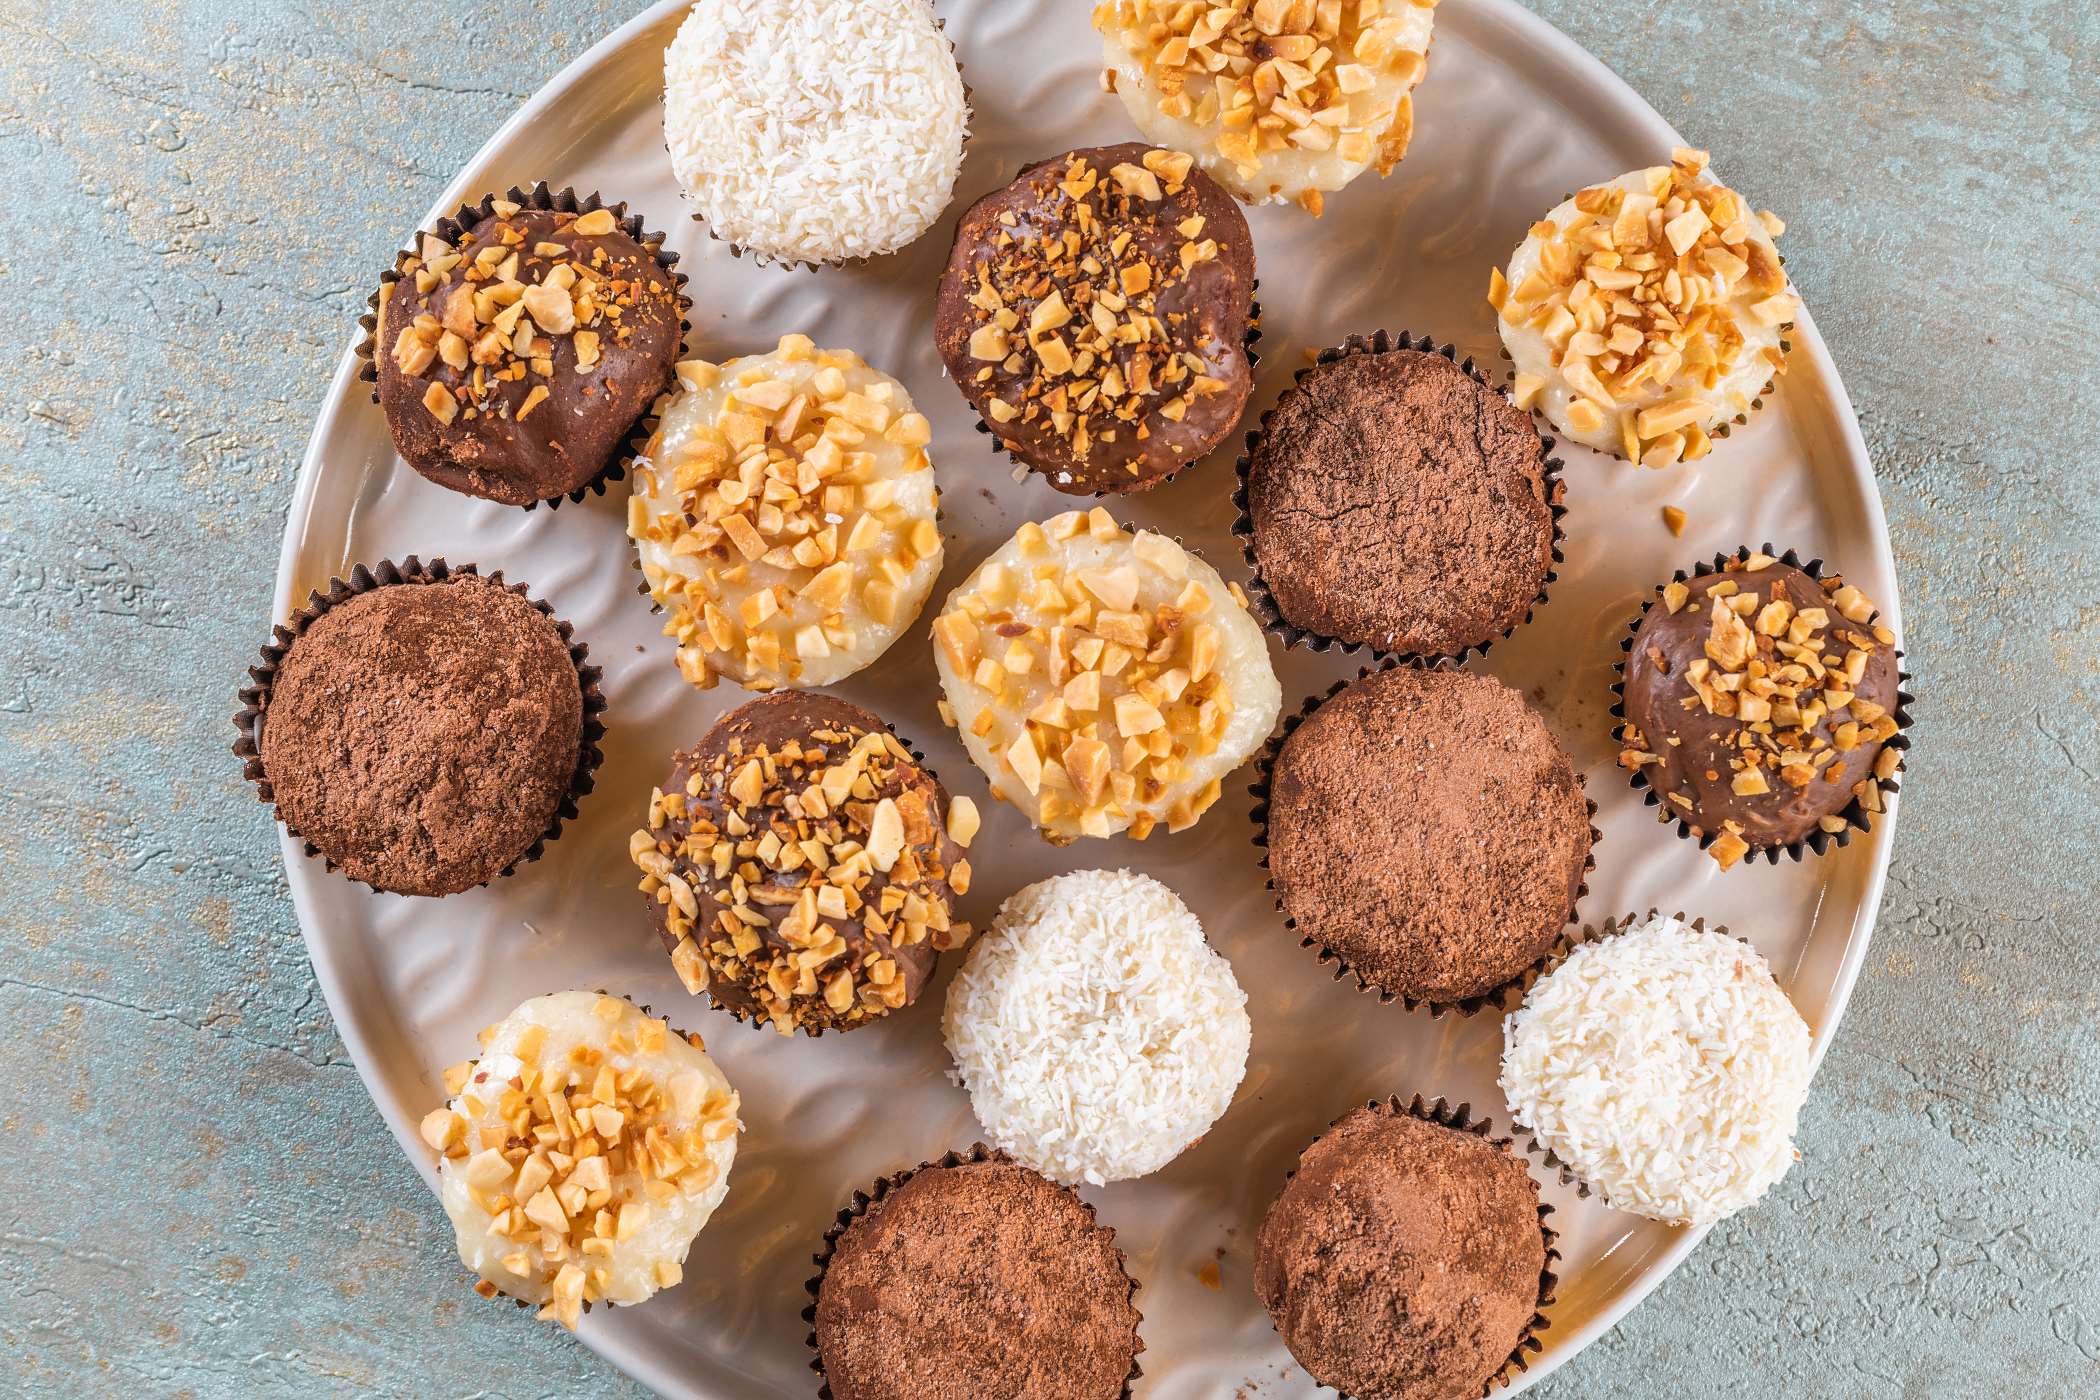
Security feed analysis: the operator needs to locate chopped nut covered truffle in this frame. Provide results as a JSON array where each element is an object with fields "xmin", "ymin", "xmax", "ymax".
[
  {"xmin": 1095, "ymin": 0, "xmax": 1440, "ymax": 210},
  {"xmin": 932, "ymin": 507, "xmax": 1281, "ymax": 842},
  {"xmin": 1618, "ymin": 553, "xmax": 1903, "ymax": 867},
  {"xmin": 633, "ymin": 694, "xmax": 971, "ymax": 1035},
  {"xmin": 1490, "ymin": 149, "xmax": 1796, "ymax": 465},
  {"xmin": 431, "ymin": 991, "xmax": 741, "ymax": 1329},
  {"xmin": 629, "ymin": 337, "xmax": 943, "ymax": 691}
]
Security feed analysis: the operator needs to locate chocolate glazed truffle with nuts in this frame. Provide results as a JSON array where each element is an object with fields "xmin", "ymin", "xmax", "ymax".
[
  {"xmin": 1617, "ymin": 549, "xmax": 1905, "ymax": 869},
  {"xmin": 934, "ymin": 142, "xmax": 1256, "ymax": 494},
  {"xmin": 372, "ymin": 192, "xmax": 685, "ymax": 505},
  {"xmin": 630, "ymin": 693, "xmax": 977, "ymax": 1036}
]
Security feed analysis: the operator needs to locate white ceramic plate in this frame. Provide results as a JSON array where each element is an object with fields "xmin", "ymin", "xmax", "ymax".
[{"xmin": 272, "ymin": 2, "xmax": 1903, "ymax": 1395}]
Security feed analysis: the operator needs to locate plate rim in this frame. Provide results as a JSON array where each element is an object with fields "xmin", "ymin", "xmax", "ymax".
[{"xmin": 269, "ymin": 1, "xmax": 1904, "ymax": 1394}]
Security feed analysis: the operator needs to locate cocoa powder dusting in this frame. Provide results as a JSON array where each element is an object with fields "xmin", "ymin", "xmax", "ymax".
[
  {"xmin": 815, "ymin": 1159, "xmax": 1140, "ymax": 1400},
  {"xmin": 258, "ymin": 574, "xmax": 583, "ymax": 896},
  {"xmin": 1248, "ymin": 349, "xmax": 1554, "ymax": 656},
  {"xmin": 1268, "ymin": 666, "xmax": 1588, "ymax": 1003}
]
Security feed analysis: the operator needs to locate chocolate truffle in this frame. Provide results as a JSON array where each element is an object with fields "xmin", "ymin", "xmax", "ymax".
[
  {"xmin": 1244, "ymin": 342, "xmax": 1558, "ymax": 658},
  {"xmin": 1617, "ymin": 550, "xmax": 1903, "ymax": 868},
  {"xmin": 934, "ymin": 143, "xmax": 1255, "ymax": 494},
  {"xmin": 1264, "ymin": 666, "xmax": 1590, "ymax": 1006},
  {"xmin": 813, "ymin": 1154, "xmax": 1142, "ymax": 1400},
  {"xmin": 630, "ymin": 693, "xmax": 976, "ymax": 1035},
  {"xmin": 256, "ymin": 571, "xmax": 586, "ymax": 896},
  {"xmin": 1254, "ymin": 1103, "xmax": 1546, "ymax": 1400},
  {"xmin": 374, "ymin": 195, "xmax": 684, "ymax": 505}
]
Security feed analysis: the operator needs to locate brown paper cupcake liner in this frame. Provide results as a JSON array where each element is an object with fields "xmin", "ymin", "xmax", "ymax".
[
  {"xmin": 1248, "ymin": 662, "xmax": 1598, "ymax": 1018},
  {"xmin": 1264, "ymin": 1095, "xmax": 1559, "ymax": 1397},
  {"xmin": 666, "ymin": 23, "xmax": 972, "ymax": 274},
  {"xmin": 356, "ymin": 182, "xmax": 692, "ymax": 510},
  {"xmin": 970, "ymin": 290, "xmax": 1265, "ymax": 497},
  {"xmin": 1232, "ymin": 328, "xmax": 1566, "ymax": 666},
  {"xmin": 231, "ymin": 555, "xmax": 608, "ymax": 896},
  {"xmin": 1609, "ymin": 543, "xmax": 1913, "ymax": 865},
  {"xmin": 802, "ymin": 1143, "xmax": 1144, "ymax": 1400},
  {"xmin": 640, "ymin": 710, "xmax": 960, "ymax": 1038}
]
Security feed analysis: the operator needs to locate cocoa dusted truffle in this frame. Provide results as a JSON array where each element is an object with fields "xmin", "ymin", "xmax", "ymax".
[
  {"xmin": 373, "ymin": 194, "xmax": 684, "ymax": 505},
  {"xmin": 1263, "ymin": 666, "xmax": 1590, "ymax": 1006},
  {"xmin": 1242, "ymin": 339, "xmax": 1558, "ymax": 659},
  {"xmin": 812, "ymin": 1153, "xmax": 1142, "ymax": 1400},
  {"xmin": 254, "ymin": 570, "xmax": 588, "ymax": 896},
  {"xmin": 934, "ymin": 143, "xmax": 1256, "ymax": 494},
  {"xmin": 1254, "ymin": 1102, "xmax": 1548, "ymax": 1400},
  {"xmin": 1617, "ymin": 550, "xmax": 1904, "ymax": 868},
  {"xmin": 630, "ymin": 693, "xmax": 976, "ymax": 1035}
]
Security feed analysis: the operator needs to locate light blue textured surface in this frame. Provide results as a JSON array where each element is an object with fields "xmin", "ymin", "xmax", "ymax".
[{"xmin": 0, "ymin": 1, "xmax": 2094, "ymax": 1396}]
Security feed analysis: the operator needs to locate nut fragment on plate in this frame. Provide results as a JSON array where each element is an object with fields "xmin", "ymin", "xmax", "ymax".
[
  {"xmin": 628, "ymin": 336, "xmax": 943, "ymax": 691},
  {"xmin": 426, "ymin": 991, "xmax": 741, "ymax": 1329},
  {"xmin": 931, "ymin": 507, "xmax": 1280, "ymax": 842},
  {"xmin": 1093, "ymin": 0, "xmax": 1439, "ymax": 213},
  {"xmin": 1489, "ymin": 148, "xmax": 1798, "ymax": 465},
  {"xmin": 631, "ymin": 693, "xmax": 974, "ymax": 1036}
]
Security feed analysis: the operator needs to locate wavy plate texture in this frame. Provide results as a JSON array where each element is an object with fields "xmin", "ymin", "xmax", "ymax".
[{"xmin": 275, "ymin": 2, "xmax": 1903, "ymax": 1395}]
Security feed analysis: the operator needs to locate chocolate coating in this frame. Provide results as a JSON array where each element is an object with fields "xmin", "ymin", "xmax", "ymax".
[
  {"xmin": 1247, "ymin": 347, "xmax": 1556, "ymax": 656},
  {"xmin": 1266, "ymin": 667, "xmax": 1590, "ymax": 1004},
  {"xmin": 934, "ymin": 142, "xmax": 1255, "ymax": 494},
  {"xmin": 1254, "ymin": 1106, "xmax": 1545, "ymax": 1400},
  {"xmin": 374, "ymin": 204, "xmax": 682, "ymax": 505},
  {"xmin": 258, "ymin": 574, "xmax": 583, "ymax": 896},
  {"xmin": 642, "ymin": 693, "xmax": 967, "ymax": 1035},
  {"xmin": 1620, "ymin": 559, "xmax": 1901, "ymax": 851},
  {"xmin": 815, "ymin": 1157, "xmax": 1141, "ymax": 1400}
]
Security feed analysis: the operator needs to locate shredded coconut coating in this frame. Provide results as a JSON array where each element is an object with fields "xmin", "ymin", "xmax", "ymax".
[
  {"xmin": 662, "ymin": 0, "xmax": 969, "ymax": 264},
  {"xmin": 1500, "ymin": 913, "xmax": 1813, "ymax": 1226},
  {"xmin": 945, "ymin": 869, "xmax": 1251, "ymax": 1186}
]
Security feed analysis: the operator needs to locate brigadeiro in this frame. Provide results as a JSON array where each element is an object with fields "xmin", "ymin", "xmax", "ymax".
[
  {"xmin": 1614, "ymin": 546, "xmax": 1908, "ymax": 869},
  {"xmin": 628, "ymin": 693, "xmax": 978, "ymax": 1036},
  {"xmin": 233, "ymin": 559, "xmax": 603, "ymax": 897},
  {"xmin": 934, "ymin": 142, "xmax": 1257, "ymax": 494},
  {"xmin": 364, "ymin": 185, "xmax": 687, "ymax": 507},
  {"xmin": 1256, "ymin": 664, "xmax": 1593, "ymax": 1011},
  {"xmin": 1236, "ymin": 332, "xmax": 1562, "ymax": 663},
  {"xmin": 1254, "ymin": 1097, "xmax": 1555, "ymax": 1400},
  {"xmin": 808, "ymin": 1147, "xmax": 1143, "ymax": 1400}
]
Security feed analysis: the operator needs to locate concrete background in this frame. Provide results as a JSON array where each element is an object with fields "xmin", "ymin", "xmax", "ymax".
[{"xmin": 0, "ymin": 1, "xmax": 2093, "ymax": 1395}]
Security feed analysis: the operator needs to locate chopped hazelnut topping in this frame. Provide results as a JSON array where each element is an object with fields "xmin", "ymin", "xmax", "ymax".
[
  {"xmin": 630, "ymin": 338, "xmax": 939, "ymax": 690},
  {"xmin": 434, "ymin": 998, "xmax": 740, "ymax": 1330},
  {"xmin": 1619, "ymin": 560, "xmax": 1902, "ymax": 867},
  {"xmin": 1492, "ymin": 148, "xmax": 1795, "ymax": 465},
  {"xmin": 386, "ymin": 204, "xmax": 663, "ymax": 432},
  {"xmin": 628, "ymin": 717, "xmax": 971, "ymax": 1035},
  {"xmin": 959, "ymin": 152, "xmax": 1235, "ymax": 473},
  {"xmin": 1095, "ymin": 0, "xmax": 1439, "ymax": 198},
  {"xmin": 935, "ymin": 508, "xmax": 1249, "ymax": 841}
]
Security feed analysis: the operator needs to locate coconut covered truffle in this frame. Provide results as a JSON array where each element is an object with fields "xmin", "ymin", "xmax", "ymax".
[
  {"xmin": 1094, "ymin": 0, "xmax": 1438, "ymax": 215},
  {"xmin": 932, "ymin": 507, "xmax": 1281, "ymax": 842},
  {"xmin": 662, "ymin": 0, "xmax": 968, "ymax": 266},
  {"xmin": 422, "ymin": 991, "xmax": 741, "ymax": 1328},
  {"xmin": 628, "ymin": 337, "xmax": 943, "ymax": 692},
  {"xmin": 1500, "ymin": 913, "xmax": 1813, "ymax": 1225},
  {"xmin": 1489, "ymin": 147, "xmax": 1797, "ymax": 465},
  {"xmin": 945, "ymin": 870, "xmax": 1251, "ymax": 1186},
  {"xmin": 631, "ymin": 693, "xmax": 976, "ymax": 1035}
]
